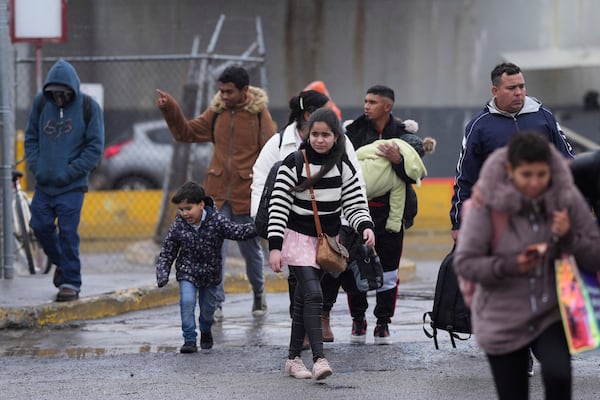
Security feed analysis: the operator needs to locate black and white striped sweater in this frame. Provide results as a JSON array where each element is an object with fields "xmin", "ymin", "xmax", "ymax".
[{"xmin": 267, "ymin": 145, "xmax": 374, "ymax": 251}]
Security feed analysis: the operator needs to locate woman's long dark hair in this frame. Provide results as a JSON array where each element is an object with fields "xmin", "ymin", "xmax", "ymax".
[
  {"xmin": 293, "ymin": 108, "xmax": 346, "ymax": 192},
  {"xmin": 287, "ymin": 90, "xmax": 329, "ymax": 133}
]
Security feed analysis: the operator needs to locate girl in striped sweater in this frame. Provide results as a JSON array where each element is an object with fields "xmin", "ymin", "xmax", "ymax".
[{"xmin": 268, "ymin": 108, "xmax": 375, "ymax": 380}]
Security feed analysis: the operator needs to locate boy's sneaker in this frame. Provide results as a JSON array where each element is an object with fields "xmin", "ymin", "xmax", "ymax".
[
  {"xmin": 374, "ymin": 323, "xmax": 391, "ymax": 345},
  {"xmin": 312, "ymin": 358, "xmax": 333, "ymax": 380},
  {"xmin": 214, "ymin": 305, "xmax": 224, "ymax": 323},
  {"xmin": 200, "ymin": 331, "xmax": 213, "ymax": 350},
  {"xmin": 350, "ymin": 318, "xmax": 367, "ymax": 344},
  {"xmin": 180, "ymin": 341, "xmax": 197, "ymax": 353},
  {"xmin": 284, "ymin": 357, "xmax": 312, "ymax": 379},
  {"xmin": 252, "ymin": 292, "xmax": 268, "ymax": 317}
]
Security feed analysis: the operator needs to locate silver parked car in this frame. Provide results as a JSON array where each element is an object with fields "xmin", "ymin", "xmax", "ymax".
[{"xmin": 91, "ymin": 120, "xmax": 213, "ymax": 190}]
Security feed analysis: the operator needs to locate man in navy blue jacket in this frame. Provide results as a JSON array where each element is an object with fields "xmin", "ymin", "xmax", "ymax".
[
  {"xmin": 450, "ymin": 62, "xmax": 574, "ymax": 241},
  {"xmin": 450, "ymin": 62, "xmax": 574, "ymax": 378},
  {"xmin": 25, "ymin": 59, "xmax": 104, "ymax": 302}
]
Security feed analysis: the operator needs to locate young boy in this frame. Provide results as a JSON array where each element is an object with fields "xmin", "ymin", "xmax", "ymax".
[{"xmin": 156, "ymin": 181, "xmax": 257, "ymax": 353}]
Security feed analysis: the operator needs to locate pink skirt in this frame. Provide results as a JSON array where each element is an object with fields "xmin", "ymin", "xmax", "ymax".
[{"xmin": 281, "ymin": 229, "xmax": 319, "ymax": 268}]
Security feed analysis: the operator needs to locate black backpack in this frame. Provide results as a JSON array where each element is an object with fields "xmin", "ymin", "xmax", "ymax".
[
  {"xmin": 254, "ymin": 140, "xmax": 302, "ymax": 239},
  {"xmin": 423, "ymin": 247, "xmax": 471, "ymax": 348}
]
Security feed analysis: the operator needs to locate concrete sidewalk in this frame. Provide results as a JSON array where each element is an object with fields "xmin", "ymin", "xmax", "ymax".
[{"xmin": 0, "ymin": 252, "xmax": 421, "ymax": 329}]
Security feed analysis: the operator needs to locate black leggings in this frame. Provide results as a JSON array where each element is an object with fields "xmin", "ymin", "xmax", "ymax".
[
  {"xmin": 486, "ymin": 321, "xmax": 571, "ymax": 400},
  {"xmin": 288, "ymin": 265, "xmax": 324, "ymax": 362}
]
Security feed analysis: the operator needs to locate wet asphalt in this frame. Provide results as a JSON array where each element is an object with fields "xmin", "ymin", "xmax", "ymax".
[{"xmin": 3, "ymin": 234, "xmax": 600, "ymax": 399}]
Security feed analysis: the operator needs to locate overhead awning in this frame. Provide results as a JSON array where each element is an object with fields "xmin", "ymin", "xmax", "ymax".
[{"xmin": 501, "ymin": 47, "xmax": 600, "ymax": 70}]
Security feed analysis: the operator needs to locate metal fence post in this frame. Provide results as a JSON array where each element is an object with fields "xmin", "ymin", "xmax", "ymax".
[{"xmin": 0, "ymin": 0, "xmax": 15, "ymax": 279}]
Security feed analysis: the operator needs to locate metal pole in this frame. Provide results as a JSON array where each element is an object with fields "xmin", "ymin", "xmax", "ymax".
[
  {"xmin": 153, "ymin": 37, "xmax": 200, "ymax": 244},
  {"xmin": 0, "ymin": 0, "xmax": 15, "ymax": 279},
  {"xmin": 255, "ymin": 16, "xmax": 268, "ymax": 92},
  {"xmin": 195, "ymin": 13, "xmax": 225, "ymax": 116},
  {"xmin": 35, "ymin": 40, "xmax": 43, "ymax": 92}
]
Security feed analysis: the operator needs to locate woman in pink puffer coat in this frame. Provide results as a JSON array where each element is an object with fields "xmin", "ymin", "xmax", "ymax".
[{"xmin": 454, "ymin": 132, "xmax": 600, "ymax": 400}]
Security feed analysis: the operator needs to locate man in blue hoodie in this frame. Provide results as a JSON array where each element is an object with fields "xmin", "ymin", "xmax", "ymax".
[{"xmin": 24, "ymin": 59, "xmax": 104, "ymax": 302}]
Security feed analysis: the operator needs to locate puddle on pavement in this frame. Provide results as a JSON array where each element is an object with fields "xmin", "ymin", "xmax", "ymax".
[{"xmin": 1, "ymin": 345, "xmax": 179, "ymax": 358}]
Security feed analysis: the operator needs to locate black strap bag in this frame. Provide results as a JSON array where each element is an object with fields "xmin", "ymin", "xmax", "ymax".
[
  {"xmin": 423, "ymin": 247, "xmax": 471, "ymax": 348},
  {"xmin": 347, "ymin": 244, "xmax": 384, "ymax": 292}
]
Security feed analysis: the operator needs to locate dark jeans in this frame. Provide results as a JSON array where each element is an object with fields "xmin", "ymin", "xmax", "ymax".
[
  {"xmin": 29, "ymin": 190, "xmax": 84, "ymax": 291},
  {"xmin": 288, "ymin": 265, "xmax": 324, "ymax": 362},
  {"xmin": 346, "ymin": 205, "xmax": 404, "ymax": 324},
  {"xmin": 487, "ymin": 321, "xmax": 571, "ymax": 400},
  {"xmin": 347, "ymin": 286, "xmax": 398, "ymax": 324}
]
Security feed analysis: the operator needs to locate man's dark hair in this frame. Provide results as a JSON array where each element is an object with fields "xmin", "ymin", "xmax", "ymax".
[
  {"xmin": 507, "ymin": 131, "xmax": 551, "ymax": 168},
  {"xmin": 171, "ymin": 181, "xmax": 206, "ymax": 204},
  {"xmin": 367, "ymin": 85, "xmax": 395, "ymax": 102},
  {"xmin": 218, "ymin": 66, "xmax": 250, "ymax": 90},
  {"xmin": 491, "ymin": 63, "xmax": 522, "ymax": 86}
]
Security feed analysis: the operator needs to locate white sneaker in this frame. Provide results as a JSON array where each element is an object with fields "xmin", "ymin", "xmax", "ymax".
[
  {"xmin": 312, "ymin": 358, "xmax": 333, "ymax": 380},
  {"xmin": 284, "ymin": 357, "xmax": 312, "ymax": 379},
  {"xmin": 214, "ymin": 305, "xmax": 224, "ymax": 323}
]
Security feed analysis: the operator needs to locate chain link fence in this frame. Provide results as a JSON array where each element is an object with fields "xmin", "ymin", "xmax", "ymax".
[{"xmin": 11, "ymin": 53, "xmax": 270, "ymax": 274}]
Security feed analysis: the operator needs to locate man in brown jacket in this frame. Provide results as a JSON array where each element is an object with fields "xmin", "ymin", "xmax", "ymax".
[{"xmin": 156, "ymin": 66, "xmax": 276, "ymax": 320}]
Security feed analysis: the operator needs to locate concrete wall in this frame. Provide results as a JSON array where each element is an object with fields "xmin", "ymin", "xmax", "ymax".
[
  {"xmin": 18, "ymin": 0, "xmax": 600, "ymax": 108},
  {"xmin": 12, "ymin": 0, "xmax": 600, "ymax": 178}
]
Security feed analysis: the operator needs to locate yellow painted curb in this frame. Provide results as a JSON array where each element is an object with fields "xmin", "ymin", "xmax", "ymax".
[
  {"xmin": 0, "ymin": 283, "xmax": 179, "ymax": 329},
  {"xmin": 0, "ymin": 258, "xmax": 417, "ymax": 329},
  {"xmin": 399, "ymin": 258, "xmax": 417, "ymax": 283}
]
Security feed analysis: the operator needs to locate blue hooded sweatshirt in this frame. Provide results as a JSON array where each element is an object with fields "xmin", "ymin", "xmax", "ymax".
[{"xmin": 24, "ymin": 59, "xmax": 104, "ymax": 195}]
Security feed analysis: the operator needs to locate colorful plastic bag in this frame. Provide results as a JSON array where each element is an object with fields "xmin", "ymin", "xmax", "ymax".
[{"xmin": 555, "ymin": 253, "xmax": 600, "ymax": 354}]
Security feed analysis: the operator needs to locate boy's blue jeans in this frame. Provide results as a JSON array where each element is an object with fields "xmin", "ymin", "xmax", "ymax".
[
  {"xmin": 179, "ymin": 280, "xmax": 217, "ymax": 343},
  {"xmin": 29, "ymin": 190, "xmax": 84, "ymax": 291},
  {"xmin": 217, "ymin": 201, "xmax": 265, "ymax": 304}
]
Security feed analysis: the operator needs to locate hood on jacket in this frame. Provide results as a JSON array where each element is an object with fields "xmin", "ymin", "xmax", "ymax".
[
  {"xmin": 42, "ymin": 59, "xmax": 81, "ymax": 99},
  {"xmin": 210, "ymin": 86, "xmax": 269, "ymax": 115},
  {"xmin": 477, "ymin": 145, "xmax": 575, "ymax": 215},
  {"xmin": 486, "ymin": 95, "xmax": 542, "ymax": 117}
]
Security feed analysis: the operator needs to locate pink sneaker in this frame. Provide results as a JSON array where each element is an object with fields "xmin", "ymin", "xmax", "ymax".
[
  {"xmin": 285, "ymin": 357, "xmax": 312, "ymax": 379},
  {"xmin": 312, "ymin": 358, "xmax": 333, "ymax": 380}
]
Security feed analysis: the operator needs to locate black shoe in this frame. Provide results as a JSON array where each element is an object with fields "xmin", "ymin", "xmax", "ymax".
[
  {"xmin": 200, "ymin": 331, "xmax": 213, "ymax": 350},
  {"xmin": 56, "ymin": 287, "xmax": 79, "ymax": 302},
  {"xmin": 252, "ymin": 292, "xmax": 267, "ymax": 317},
  {"xmin": 350, "ymin": 318, "xmax": 367, "ymax": 344},
  {"xmin": 374, "ymin": 323, "xmax": 391, "ymax": 345},
  {"xmin": 180, "ymin": 341, "xmax": 197, "ymax": 353},
  {"xmin": 53, "ymin": 266, "xmax": 61, "ymax": 288}
]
